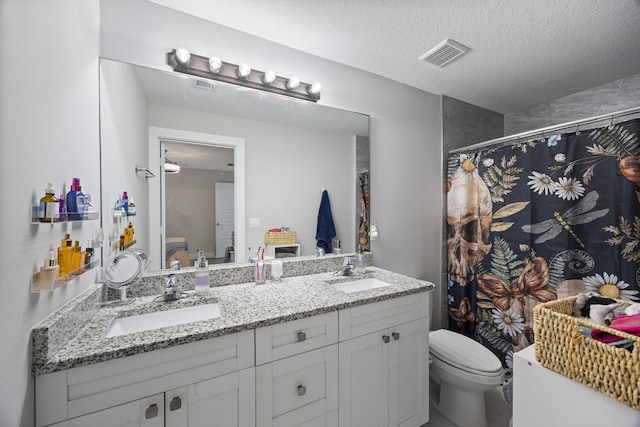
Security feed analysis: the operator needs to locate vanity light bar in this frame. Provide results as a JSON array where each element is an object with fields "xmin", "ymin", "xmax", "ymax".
[{"xmin": 167, "ymin": 49, "xmax": 321, "ymax": 102}]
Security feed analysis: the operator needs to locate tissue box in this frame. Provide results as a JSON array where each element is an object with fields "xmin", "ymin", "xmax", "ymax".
[{"xmin": 533, "ymin": 296, "xmax": 640, "ymax": 410}]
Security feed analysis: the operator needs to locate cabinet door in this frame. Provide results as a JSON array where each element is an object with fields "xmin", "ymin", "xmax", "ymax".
[
  {"xmin": 67, "ymin": 394, "xmax": 164, "ymax": 427},
  {"xmin": 338, "ymin": 330, "xmax": 388, "ymax": 427},
  {"xmin": 388, "ymin": 319, "xmax": 429, "ymax": 427},
  {"xmin": 181, "ymin": 367, "xmax": 255, "ymax": 427}
]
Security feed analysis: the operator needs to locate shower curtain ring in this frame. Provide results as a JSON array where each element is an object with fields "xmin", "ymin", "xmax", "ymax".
[
  {"xmin": 575, "ymin": 124, "xmax": 581, "ymax": 135},
  {"xmin": 608, "ymin": 116, "xmax": 615, "ymax": 130}
]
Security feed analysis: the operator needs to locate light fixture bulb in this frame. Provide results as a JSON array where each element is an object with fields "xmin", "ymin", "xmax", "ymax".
[
  {"xmin": 208, "ymin": 56, "xmax": 222, "ymax": 73},
  {"xmin": 263, "ymin": 70, "xmax": 276, "ymax": 85},
  {"xmin": 308, "ymin": 82, "xmax": 322, "ymax": 96},
  {"xmin": 286, "ymin": 76, "xmax": 300, "ymax": 90},
  {"xmin": 237, "ymin": 63, "xmax": 251, "ymax": 79},
  {"xmin": 175, "ymin": 47, "xmax": 191, "ymax": 65}
]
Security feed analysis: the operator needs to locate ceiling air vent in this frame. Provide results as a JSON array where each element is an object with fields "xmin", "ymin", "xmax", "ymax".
[{"xmin": 418, "ymin": 39, "xmax": 468, "ymax": 67}]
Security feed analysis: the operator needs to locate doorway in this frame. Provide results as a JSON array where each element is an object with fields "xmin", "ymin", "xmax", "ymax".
[{"xmin": 148, "ymin": 127, "xmax": 245, "ymax": 271}]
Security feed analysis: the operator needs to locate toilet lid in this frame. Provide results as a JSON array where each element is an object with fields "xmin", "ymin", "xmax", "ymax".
[{"xmin": 429, "ymin": 329, "xmax": 503, "ymax": 375}]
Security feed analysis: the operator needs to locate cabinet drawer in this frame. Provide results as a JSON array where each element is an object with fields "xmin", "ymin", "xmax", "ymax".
[
  {"xmin": 256, "ymin": 344, "xmax": 338, "ymax": 427},
  {"xmin": 338, "ymin": 293, "xmax": 429, "ymax": 341},
  {"xmin": 256, "ymin": 311, "xmax": 338, "ymax": 364}
]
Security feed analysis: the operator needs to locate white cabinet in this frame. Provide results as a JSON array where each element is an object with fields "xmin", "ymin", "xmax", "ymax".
[
  {"xmin": 338, "ymin": 294, "xmax": 429, "ymax": 427},
  {"xmin": 66, "ymin": 394, "xmax": 164, "ymax": 427},
  {"xmin": 36, "ymin": 330, "xmax": 254, "ymax": 427},
  {"xmin": 256, "ymin": 312, "xmax": 339, "ymax": 427}
]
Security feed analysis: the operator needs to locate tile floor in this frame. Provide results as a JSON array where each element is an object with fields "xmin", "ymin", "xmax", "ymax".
[{"xmin": 426, "ymin": 384, "xmax": 513, "ymax": 427}]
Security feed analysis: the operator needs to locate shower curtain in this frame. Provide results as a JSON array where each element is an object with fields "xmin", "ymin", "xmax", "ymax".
[{"xmin": 446, "ymin": 117, "xmax": 640, "ymax": 369}]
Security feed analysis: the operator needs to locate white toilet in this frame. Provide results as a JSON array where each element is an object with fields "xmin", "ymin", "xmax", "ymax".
[{"xmin": 429, "ymin": 329, "xmax": 504, "ymax": 427}]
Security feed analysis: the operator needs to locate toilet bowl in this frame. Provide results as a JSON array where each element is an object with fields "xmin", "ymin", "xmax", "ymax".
[{"xmin": 429, "ymin": 329, "xmax": 504, "ymax": 427}]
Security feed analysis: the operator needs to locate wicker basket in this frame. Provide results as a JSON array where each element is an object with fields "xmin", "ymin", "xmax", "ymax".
[
  {"xmin": 533, "ymin": 296, "xmax": 640, "ymax": 410},
  {"xmin": 264, "ymin": 231, "xmax": 297, "ymax": 245}
]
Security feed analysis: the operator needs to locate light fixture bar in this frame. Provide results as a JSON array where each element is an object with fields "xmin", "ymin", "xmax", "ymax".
[{"xmin": 167, "ymin": 49, "xmax": 321, "ymax": 102}]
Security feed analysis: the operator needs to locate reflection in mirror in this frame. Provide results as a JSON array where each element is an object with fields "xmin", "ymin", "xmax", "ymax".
[{"xmin": 99, "ymin": 58, "xmax": 370, "ymax": 274}]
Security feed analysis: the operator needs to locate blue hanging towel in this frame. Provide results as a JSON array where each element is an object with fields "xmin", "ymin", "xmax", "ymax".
[{"xmin": 315, "ymin": 190, "xmax": 336, "ymax": 253}]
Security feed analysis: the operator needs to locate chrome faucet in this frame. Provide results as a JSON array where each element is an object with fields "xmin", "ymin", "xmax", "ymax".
[
  {"xmin": 334, "ymin": 256, "xmax": 355, "ymax": 276},
  {"xmin": 164, "ymin": 258, "xmax": 182, "ymax": 302}
]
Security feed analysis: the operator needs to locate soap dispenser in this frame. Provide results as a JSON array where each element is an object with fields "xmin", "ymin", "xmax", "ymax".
[
  {"xmin": 355, "ymin": 246, "xmax": 366, "ymax": 274},
  {"xmin": 194, "ymin": 249, "xmax": 209, "ymax": 294}
]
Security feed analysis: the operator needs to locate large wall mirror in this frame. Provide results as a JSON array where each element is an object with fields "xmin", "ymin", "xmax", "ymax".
[{"xmin": 100, "ymin": 58, "xmax": 370, "ymax": 272}]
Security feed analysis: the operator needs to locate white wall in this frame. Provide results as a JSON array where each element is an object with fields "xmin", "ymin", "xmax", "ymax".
[
  {"xmin": 100, "ymin": 1, "xmax": 444, "ymax": 304},
  {"xmin": 99, "ymin": 59, "xmax": 151, "ymax": 258},
  {"xmin": 150, "ymin": 104, "xmax": 356, "ymax": 257},
  {"xmin": 0, "ymin": 1, "xmax": 100, "ymax": 426}
]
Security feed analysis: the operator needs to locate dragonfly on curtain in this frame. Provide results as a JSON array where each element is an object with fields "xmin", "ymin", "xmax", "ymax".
[{"xmin": 521, "ymin": 190, "xmax": 609, "ymax": 248}]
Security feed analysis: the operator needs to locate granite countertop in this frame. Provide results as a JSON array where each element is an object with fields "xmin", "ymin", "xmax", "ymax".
[{"xmin": 32, "ymin": 266, "xmax": 433, "ymax": 376}]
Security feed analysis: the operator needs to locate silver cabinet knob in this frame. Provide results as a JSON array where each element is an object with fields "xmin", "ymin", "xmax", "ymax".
[
  {"xmin": 382, "ymin": 335, "xmax": 390, "ymax": 344},
  {"xmin": 297, "ymin": 385, "xmax": 306, "ymax": 396},
  {"xmin": 145, "ymin": 403, "xmax": 158, "ymax": 419},
  {"xmin": 297, "ymin": 331, "xmax": 306, "ymax": 342},
  {"xmin": 169, "ymin": 396, "xmax": 182, "ymax": 411},
  {"xmin": 392, "ymin": 332, "xmax": 400, "ymax": 340}
]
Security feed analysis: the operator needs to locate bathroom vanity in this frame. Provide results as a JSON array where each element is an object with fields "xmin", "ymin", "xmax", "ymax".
[{"xmin": 32, "ymin": 261, "xmax": 433, "ymax": 427}]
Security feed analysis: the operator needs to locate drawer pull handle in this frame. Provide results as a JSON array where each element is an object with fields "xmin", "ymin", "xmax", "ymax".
[
  {"xmin": 297, "ymin": 331, "xmax": 306, "ymax": 342},
  {"xmin": 145, "ymin": 403, "xmax": 159, "ymax": 419},
  {"xmin": 170, "ymin": 396, "xmax": 182, "ymax": 411},
  {"xmin": 297, "ymin": 385, "xmax": 307, "ymax": 396},
  {"xmin": 392, "ymin": 332, "xmax": 400, "ymax": 340},
  {"xmin": 382, "ymin": 335, "xmax": 390, "ymax": 344}
]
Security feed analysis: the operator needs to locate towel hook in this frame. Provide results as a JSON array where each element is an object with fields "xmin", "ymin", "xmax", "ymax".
[{"xmin": 135, "ymin": 166, "xmax": 156, "ymax": 179}]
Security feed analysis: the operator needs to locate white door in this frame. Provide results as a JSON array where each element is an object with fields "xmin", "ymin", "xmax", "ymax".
[
  {"xmin": 183, "ymin": 368, "xmax": 255, "ymax": 427},
  {"xmin": 389, "ymin": 319, "xmax": 429, "ymax": 427},
  {"xmin": 338, "ymin": 331, "xmax": 388, "ymax": 427},
  {"xmin": 215, "ymin": 182, "xmax": 235, "ymax": 258},
  {"xmin": 67, "ymin": 394, "xmax": 164, "ymax": 427}
]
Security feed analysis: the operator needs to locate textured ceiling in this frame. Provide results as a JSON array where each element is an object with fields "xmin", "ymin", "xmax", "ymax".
[{"xmin": 148, "ymin": 0, "xmax": 640, "ymax": 114}]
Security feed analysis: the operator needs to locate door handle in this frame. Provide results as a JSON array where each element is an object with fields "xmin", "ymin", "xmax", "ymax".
[
  {"xmin": 145, "ymin": 403, "xmax": 158, "ymax": 419},
  {"xmin": 169, "ymin": 396, "xmax": 182, "ymax": 411},
  {"xmin": 392, "ymin": 332, "xmax": 400, "ymax": 340},
  {"xmin": 382, "ymin": 335, "xmax": 390, "ymax": 344},
  {"xmin": 297, "ymin": 331, "xmax": 306, "ymax": 342},
  {"xmin": 297, "ymin": 385, "xmax": 306, "ymax": 396}
]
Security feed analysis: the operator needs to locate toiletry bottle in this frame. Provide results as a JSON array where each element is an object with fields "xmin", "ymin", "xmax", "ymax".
[
  {"xmin": 334, "ymin": 239, "xmax": 343, "ymax": 255},
  {"xmin": 127, "ymin": 222, "xmax": 135, "ymax": 243},
  {"xmin": 66, "ymin": 178, "xmax": 86, "ymax": 220},
  {"xmin": 84, "ymin": 247, "xmax": 95, "ymax": 269},
  {"xmin": 58, "ymin": 193, "xmax": 65, "ymax": 220},
  {"xmin": 122, "ymin": 191, "xmax": 129, "ymax": 215},
  {"xmin": 194, "ymin": 249, "xmax": 209, "ymax": 294},
  {"xmin": 355, "ymin": 247, "xmax": 366, "ymax": 274},
  {"xmin": 39, "ymin": 251, "xmax": 59, "ymax": 290},
  {"xmin": 71, "ymin": 240, "xmax": 85, "ymax": 274},
  {"xmin": 38, "ymin": 182, "xmax": 59, "ymax": 223},
  {"xmin": 127, "ymin": 198, "xmax": 136, "ymax": 216},
  {"xmin": 57, "ymin": 234, "xmax": 73, "ymax": 277}
]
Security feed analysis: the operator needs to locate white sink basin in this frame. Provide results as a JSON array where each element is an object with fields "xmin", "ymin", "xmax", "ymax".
[
  {"xmin": 331, "ymin": 278, "xmax": 391, "ymax": 294},
  {"xmin": 105, "ymin": 303, "xmax": 222, "ymax": 338}
]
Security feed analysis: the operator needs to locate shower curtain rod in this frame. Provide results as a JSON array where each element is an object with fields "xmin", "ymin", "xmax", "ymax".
[{"xmin": 449, "ymin": 105, "xmax": 640, "ymax": 154}]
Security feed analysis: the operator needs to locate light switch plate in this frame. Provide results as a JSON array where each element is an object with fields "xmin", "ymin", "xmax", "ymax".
[{"xmin": 250, "ymin": 218, "xmax": 260, "ymax": 228}]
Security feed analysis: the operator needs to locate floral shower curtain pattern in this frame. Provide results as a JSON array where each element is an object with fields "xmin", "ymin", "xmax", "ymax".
[{"xmin": 446, "ymin": 117, "xmax": 640, "ymax": 368}]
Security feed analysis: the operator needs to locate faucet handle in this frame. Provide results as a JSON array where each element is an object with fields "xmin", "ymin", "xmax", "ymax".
[{"xmin": 343, "ymin": 256, "xmax": 355, "ymax": 266}]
